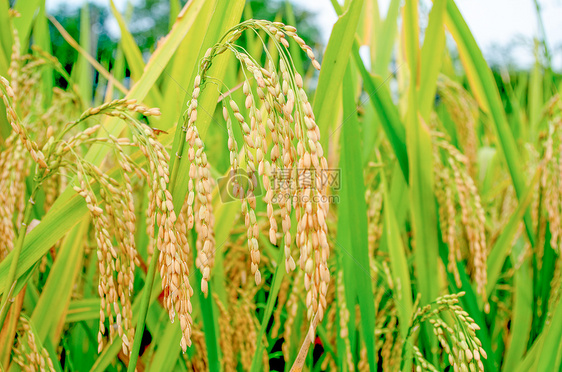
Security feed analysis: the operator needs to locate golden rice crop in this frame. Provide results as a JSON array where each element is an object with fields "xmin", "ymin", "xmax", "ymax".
[{"xmin": 0, "ymin": 1, "xmax": 561, "ymax": 371}]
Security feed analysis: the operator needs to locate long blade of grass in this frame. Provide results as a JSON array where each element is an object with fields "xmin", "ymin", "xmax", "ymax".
[
  {"xmin": 211, "ymin": 200, "xmax": 240, "ymax": 306},
  {"xmin": 418, "ymin": 0, "xmax": 447, "ymax": 119},
  {"xmin": 486, "ymin": 165, "xmax": 542, "ymax": 296},
  {"xmin": 380, "ymin": 173, "xmax": 413, "ymax": 339},
  {"xmin": 536, "ymin": 295, "xmax": 562, "ymax": 370},
  {"xmin": 48, "ymin": 14, "xmax": 128, "ymax": 95},
  {"xmin": 31, "ymin": 218, "xmax": 89, "ymax": 345},
  {"xmin": 0, "ymin": 0, "xmax": 11, "ymax": 140},
  {"xmin": 169, "ymin": 0, "xmax": 181, "ymax": 30},
  {"xmin": 33, "ymin": 1, "xmax": 53, "ymax": 106},
  {"xmin": 66, "ymin": 299, "xmax": 100, "ymax": 323},
  {"xmin": 127, "ymin": 246, "xmax": 158, "ymax": 371},
  {"xmin": 284, "ymin": 1, "xmax": 304, "ymax": 74},
  {"xmin": 169, "ymin": 0, "xmax": 244, "ymax": 209},
  {"xmin": 158, "ymin": 0, "xmax": 218, "ymax": 132},
  {"xmin": 0, "ymin": 136, "xmax": 181, "ymax": 298},
  {"xmin": 438, "ymin": 242, "xmax": 495, "ymax": 370},
  {"xmin": 445, "ymin": 0, "xmax": 535, "ymax": 246},
  {"xmin": 502, "ymin": 250, "xmax": 532, "ymax": 371},
  {"xmin": 499, "ymin": 70, "xmax": 525, "ymax": 141},
  {"xmin": 0, "ymin": 192, "xmax": 86, "ymax": 296},
  {"xmin": 402, "ymin": 3, "xmax": 441, "ymax": 364},
  {"xmin": 76, "ymin": 3, "xmax": 92, "ymax": 106},
  {"xmin": 167, "ymin": 2, "xmax": 245, "ymax": 369},
  {"xmin": 147, "ymin": 319, "xmax": 182, "ymax": 372},
  {"xmin": 528, "ymin": 54, "xmax": 543, "ymax": 140},
  {"xmin": 91, "ymin": 277, "xmax": 163, "ymax": 372},
  {"xmin": 0, "ymin": 2, "xmax": 11, "ymax": 139},
  {"xmin": 0, "ymin": 0, "xmax": 11, "ymax": 61},
  {"xmin": 109, "ymin": 0, "xmax": 145, "ymax": 81},
  {"xmin": 250, "ymin": 245, "xmax": 285, "ymax": 372},
  {"xmin": 314, "ymin": 0, "xmax": 364, "ymax": 150},
  {"xmin": 404, "ymin": 0, "xmax": 440, "ymax": 308},
  {"xmin": 352, "ymin": 43, "xmax": 408, "ymax": 179},
  {"xmin": 192, "ymin": 248, "xmax": 222, "ymax": 371},
  {"xmin": 372, "ymin": 0, "xmax": 401, "ymax": 75},
  {"xmin": 514, "ymin": 332, "xmax": 544, "ymax": 372},
  {"xmin": 338, "ymin": 63, "xmax": 377, "ymax": 371},
  {"xmin": 13, "ymin": 0, "xmax": 41, "ymax": 51},
  {"xmin": 330, "ymin": 0, "xmax": 408, "ymax": 180},
  {"xmin": 108, "ymin": 0, "xmax": 165, "ymax": 107}
]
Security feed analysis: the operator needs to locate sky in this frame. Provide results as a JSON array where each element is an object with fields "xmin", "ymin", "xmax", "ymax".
[
  {"xmin": 290, "ymin": 0, "xmax": 562, "ymax": 69},
  {"xmin": 45, "ymin": 0, "xmax": 562, "ymax": 70}
]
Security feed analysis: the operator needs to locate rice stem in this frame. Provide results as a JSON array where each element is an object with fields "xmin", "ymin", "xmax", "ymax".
[
  {"xmin": 0, "ymin": 176, "xmax": 40, "ymax": 328},
  {"xmin": 127, "ymin": 245, "xmax": 159, "ymax": 371}
]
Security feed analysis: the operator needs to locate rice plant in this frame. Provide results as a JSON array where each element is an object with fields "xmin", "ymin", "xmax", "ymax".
[{"xmin": 0, "ymin": 0, "xmax": 561, "ymax": 371}]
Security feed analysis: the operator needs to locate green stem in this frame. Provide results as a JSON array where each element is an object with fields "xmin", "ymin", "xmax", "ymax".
[
  {"xmin": 128, "ymin": 122, "xmax": 182, "ymax": 370},
  {"xmin": 127, "ymin": 247, "xmax": 159, "ymax": 372},
  {"xmin": 0, "ymin": 185, "xmax": 39, "ymax": 327},
  {"xmin": 169, "ymin": 127, "xmax": 187, "ymax": 189}
]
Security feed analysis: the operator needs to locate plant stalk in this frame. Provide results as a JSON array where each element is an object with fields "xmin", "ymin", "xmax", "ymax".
[
  {"xmin": 127, "ymin": 246, "xmax": 159, "ymax": 372},
  {"xmin": 0, "ymin": 184, "xmax": 39, "ymax": 327},
  {"xmin": 128, "ymin": 125, "xmax": 184, "ymax": 370}
]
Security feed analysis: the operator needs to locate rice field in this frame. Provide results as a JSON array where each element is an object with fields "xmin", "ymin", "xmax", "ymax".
[{"xmin": 0, "ymin": 0, "xmax": 560, "ymax": 371}]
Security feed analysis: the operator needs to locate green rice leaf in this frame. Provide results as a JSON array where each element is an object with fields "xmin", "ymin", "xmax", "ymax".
[
  {"xmin": 314, "ymin": 0, "xmax": 364, "ymax": 149},
  {"xmin": 338, "ymin": 63, "xmax": 377, "ymax": 371},
  {"xmin": 445, "ymin": 0, "xmax": 535, "ymax": 246}
]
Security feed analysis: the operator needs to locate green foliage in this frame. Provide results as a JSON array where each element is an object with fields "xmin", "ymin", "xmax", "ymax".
[{"xmin": 0, "ymin": 1, "xmax": 561, "ymax": 371}]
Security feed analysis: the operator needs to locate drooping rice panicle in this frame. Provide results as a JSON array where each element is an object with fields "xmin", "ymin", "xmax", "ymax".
[
  {"xmin": 12, "ymin": 316, "xmax": 55, "ymax": 372},
  {"xmin": 179, "ymin": 20, "xmax": 330, "ymax": 343}
]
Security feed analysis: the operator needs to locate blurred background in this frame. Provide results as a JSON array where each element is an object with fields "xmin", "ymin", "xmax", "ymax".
[
  {"xmin": 43, "ymin": 0, "xmax": 562, "ymax": 68},
  {"xmin": 42, "ymin": 0, "xmax": 562, "ymax": 79}
]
